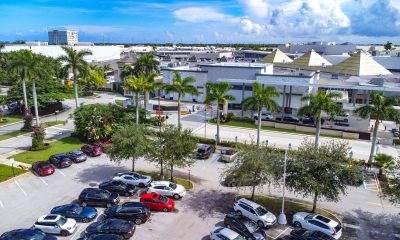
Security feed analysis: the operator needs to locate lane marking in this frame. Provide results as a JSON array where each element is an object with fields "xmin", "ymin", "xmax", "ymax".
[
  {"xmin": 274, "ymin": 227, "xmax": 291, "ymax": 239},
  {"xmin": 367, "ymin": 202, "xmax": 393, "ymax": 208},
  {"xmin": 136, "ymin": 226, "xmax": 153, "ymax": 230},
  {"xmin": 38, "ymin": 177, "xmax": 48, "ymax": 186},
  {"xmin": 13, "ymin": 179, "xmax": 27, "ymax": 196},
  {"xmin": 69, "ymin": 225, "xmax": 81, "ymax": 240},
  {"xmin": 343, "ymin": 223, "xmax": 360, "ymax": 229},
  {"xmin": 0, "ymin": 201, "xmax": 3, "ymax": 207},
  {"xmin": 57, "ymin": 169, "xmax": 66, "ymax": 177}
]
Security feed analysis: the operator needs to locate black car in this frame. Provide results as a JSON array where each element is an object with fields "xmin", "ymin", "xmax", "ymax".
[
  {"xmin": 85, "ymin": 219, "xmax": 135, "ymax": 239},
  {"xmin": 49, "ymin": 154, "xmax": 73, "ymax": 168},
  {"xmin": 283, "ymin": 116, "xmax": 300, "ymax": 123},
  {"xmin": 66, "ymin": 150, "xmax": 87, "ymax": 163},
  {"xmin": 301, "ymin": 116, "xmax": 315, "ymax": 125},
  {"xmin": 290, "ymin": 229, "xmax": 335, "ymax": 240},
  {"xmin": 104, "ymin": 202, "xmax": 151, "ymax": 225},
  {"xmin": 99, "ymin": 180, "xmax": 137, "ymax": 197},
  {"xmin": 224, "ymin": 212, "xmax": 267, "ymax": 240},
  {"xmin": 0, "ymin": 229, "xmax": 57, "ymax": 240},
  {"xmin": 197, "ymin": 144, "xmax": 215, "ymax": 159},
  {"xmin": 51, "ymin": 203, "xmax": 97, "ymax": 222},
  {"xmin": 78, "ymin": 234, "xmax": 123, "ymax": 240},
  {"xmin": 79, "ymin": 188, "xmax": 120, "ymax": 208}
]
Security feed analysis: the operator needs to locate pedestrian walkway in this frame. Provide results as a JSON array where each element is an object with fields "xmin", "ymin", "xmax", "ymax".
[{"xmin": 363, "ymin": 172, "xmax": 381, "ymax": 193}]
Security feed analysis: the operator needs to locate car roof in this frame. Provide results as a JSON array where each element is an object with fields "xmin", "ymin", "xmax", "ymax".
[
  {"xmin": 219, "ymin": 228, "xmax": 240, "ymax": 238},
  {"xmin": 35, "ymin": 161, "xmax": 51, "ymax": 166},
  {"xmin": 198, "ymin": 144, "xmax": 211, "ymax": 149},
  {"xmin": 151, "ymin": 181, "xmax": 171, "ymax": 186},
  {"xmin": 38, "ymin": 214, "xmax": 62, "ymax": 222},
  {"xmin": 88, "ymin": 234, "xmax": 123, "ymax": 240},
  {"xmin": 314, "ymin": 215, "xmax": 338, "ymax": 227},
  {"xmin": 81, "ymin": 188, "xmax": 105, "ymax": 194},
  {"xmin": 69, "ymin": 150, "xmax": 83, "ymax": 154},
  {"xmin": 237, "ymin": 198, "xmax": 261, "ymax": 209},
  {"xmin": 141, "ymin": 193, "xmax": 159, "ymax": 199}
]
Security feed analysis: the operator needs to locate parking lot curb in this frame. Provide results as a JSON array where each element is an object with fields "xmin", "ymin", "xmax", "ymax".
[{"xmin": 0, "ymin": 171, "xmax": 32, "ymax": 186}]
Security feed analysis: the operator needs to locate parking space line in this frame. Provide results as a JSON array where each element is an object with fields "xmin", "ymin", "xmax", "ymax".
[
  {"xmin": 74, "ymin": 164, "xmax": 82, "ymax": 169},
  {"xmin": 38, "ymin": 177, "xmax": 48, "ymax": 186},
  {"xmin": 57, "ymin": 169, "xmax": 66, "ymax": 177},
  {"xmin": 274, "ymin": 227, "xmax": 291, "ymax": 239},
  {"xmin": 69, "ymin": 225, "xmax": 81, "ymax": 240},
  {"xmin": 13, "ymin": 179, "xmax": 27, "ymax": 196},
  {"xmin": 88, "ymin": 159, "xmax": 95, "ymax": 164}
]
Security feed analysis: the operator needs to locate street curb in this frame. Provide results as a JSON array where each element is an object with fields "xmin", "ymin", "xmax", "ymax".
[{"xmin": 0, "ymin": 170, "xmax": 32, "ymax": 186}]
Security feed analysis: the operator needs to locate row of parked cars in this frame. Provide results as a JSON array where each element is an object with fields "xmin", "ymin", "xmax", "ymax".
[
  {"xmin": 209, "ymin": 198, "xmax": 342, "ymax": 240},
  {"xmin": 253, "ymin": 113, "xmax": 350, "ymax": 125}
]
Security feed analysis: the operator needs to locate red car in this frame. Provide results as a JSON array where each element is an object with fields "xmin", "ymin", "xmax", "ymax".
[
  {"xmin": 94, "ymin": 140, "xmax": 112, "ymax": 153},
  {"xmin": 32, "ymin": 161, "xmax": 55, "ymax": 176},
  {"xmin": 81, "ymin": 144, "xmax": 103, "ymax": 157},
  {"xmin": 140, "ymin": 193, "xmax": 175, "ymax": 212}
]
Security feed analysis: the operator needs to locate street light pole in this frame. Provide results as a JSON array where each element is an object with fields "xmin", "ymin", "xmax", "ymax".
[
  {"xmin": 278, "ymin": 143, "xmax": 291, "ymax": 225},
  {"xmin": 204, "ymin": 106, "xmax": 207, "ymax": 138}
]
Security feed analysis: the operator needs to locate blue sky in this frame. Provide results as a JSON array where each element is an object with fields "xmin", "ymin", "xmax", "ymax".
[{"xmin": 1, "ymin": 0, "xmax": 400, "ymax": 44}]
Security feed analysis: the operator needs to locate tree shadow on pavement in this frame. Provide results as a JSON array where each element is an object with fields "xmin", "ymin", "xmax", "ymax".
[
  {"xmin": 73, "ymin": 163, "xmax": 127, "ymax": 184},
  {"xmin": 343, "ymin": 209, "xmax": 400, "ymax": 240},
  {"xmin": 183, "ymin": 189, "xmax": 236, "ymax": 219}
]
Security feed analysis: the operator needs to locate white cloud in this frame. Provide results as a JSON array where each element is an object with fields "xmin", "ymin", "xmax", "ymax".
[
  {"xmin": 240, "ymin": 19, "xmax": 266, "ymax": 35},
  {"xmin": 239, "ymin": 0, "xmax": 269, "ymax": 19},
  {"xmin": 173, "ymin": 7, "xmax": 232, "ymax": 23}
]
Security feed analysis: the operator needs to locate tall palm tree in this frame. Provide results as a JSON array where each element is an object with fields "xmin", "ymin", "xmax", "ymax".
[
  {"xmin": 298, "ymin": 89, "xmax": 342, "ymax": 148},
  {"xmin": 125, "ymin": 73, "xmax": 152, "ymax": 125},
  {"xmin": 241, "ymin": 82, "xmax": 280, "ymax": 146},
  {"xmin": 133, "ymin": 53, "xmax": 159, "ymax": 77},
  {"xmin": 58, "ymin": 46, "xmax": 93, "ymax": 108},
  {"xmin": 162, "ymin": 71, "xmax": 199, "ymax": 128},
  {"xmin": 205, "ymin": 82, "xmax": 236, "ymax": 144},
  {"xmin": 355, "ymin": 91, "xmax": 399, "ymax": 165},
  {"xmin": 119, "ymin": 64, "xmax": 135, "ymax": 81}
]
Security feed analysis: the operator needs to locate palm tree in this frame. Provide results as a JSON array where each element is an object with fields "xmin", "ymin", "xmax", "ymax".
[
  {"xmin": 133, "ymin": 53, "xmax": 159, "ymax": 77},
  {"xmin": 58, "ymin": 46, "xmax": 93, "ymax": 108},
  {"xmin": 374, "ymin": 153, "xmax": 395, "ymax": 175},
  {"xmin": 355, "ymin": 91, "xmax": 399, "ymax": 165},
  {"xmin": 125, "ymin": 73, "xmax": 153, "ymax": 125},
  {"xmin": 205, "ymin": 82, "xmax": 236, "ymax": 144},
  {"xmin": 7, "ymin": 50, "xmax": 30, "ymax": 114},
  {"xmin": 241, "ymin": 82, "xmax": 279, "ymax": 146},
  {"xmin": 162, "ymin": 71, "xmax": 199, "ymax": 128},
  {"xmin": 119, "ymin": 64, "xmax": 134, "ymax": 81},
  {"xmin": 298, "ymin": 89, "xmax": 342, "ymax": 148}
]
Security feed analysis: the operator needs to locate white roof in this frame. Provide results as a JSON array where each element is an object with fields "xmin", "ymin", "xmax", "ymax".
[
  {"xmin": 38, "ymin": 214, "xmax": 62, "ymax": 223},
  {"xmin": 151, "ymin": 181, "xmax": 171, "ymax": 186}
]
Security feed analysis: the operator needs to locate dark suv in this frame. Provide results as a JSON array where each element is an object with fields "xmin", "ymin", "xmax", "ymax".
[
  {"xmin": 290, "ymin": 229, "xmax": 335, "ymax": 240},
  {"xmin": 104, "ymin": 202, "xmax": 151, "ymax": 225},
  {"xmin": 49, "ymin": 154, "xmax": 73, "ymax": 168},
  {"xmin": 99, "ymin": 180, "xmax": 137, "ymax": 197},
  {"xmin": 224, "ymin": 212, "xmax": 267, "ymax": 240},
  {"xmin": 283, "ymin": 116, "xmax": 300, "ymax": 123},
  {"xmin": 78, "ymin": 188, "xmax": 120, "ymax": 208},
  {"xmin": 197, "ymin": 144, "xmax": 215, "ymax": 159}
]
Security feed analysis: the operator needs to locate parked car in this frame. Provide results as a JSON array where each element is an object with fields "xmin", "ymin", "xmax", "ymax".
[
  {"xmin": 197, "ymin": 144, "xmax": 215, "ymax": 159},
  {"xmin": 32, "ymin": 214, "xmax": 77, "ymax": 236},
  {"xmin": 233, "ymin": 198, "xmax": 277, "ymax": 228},
  {"xmin": 104, "ymin": 202, "xmax": 151, "ymax": 224},
  {"xmin": 147, "ymin": 181, "xmax": 186, "ymax": 199},
  {"xmin": 77, "ymin": 234, "xmax": 123, "ymax": 240},
  {"xmin": 140, "ymin": 193, "xmax": 175, "ymax": 212},
  {"xmin": 113, "ymin": 173, "xmax": 152, "ymax": 188},
  {"xmin": 224, "ymin": 212, "xmax": 267, "ymax": 240},
  {"xmin": 290, "ymin": 228, "xmax": 335, "ymax": 240},
  {"xmin": 31, "ymin": 161, "xmax": 55, "ymax": 176},
  {"xmin": 99, "ymin": 180, "xmax": 137, "ymax": 197},
  {"xmin": 78, "ymin": 188, "xmax": 120, "ymax": 208},
  {"xmin": 210, "ymin": 226, "xmax": 245, "ymax": 240},
  {"xmin": 253, "ymin": 113, "xmax": 273, "ymax": 121},
  {"xmin": 51, "ymin": 203, "xmax": 97, "ymax": 223},
  {"xmin": 332, "ymin": 113, "xmax": 349, "ymax": 123},
  {"xmin": 93, "ymin": 140, "xmax": 112, "ymax": 153},
  {"xmin": 66, "ymin": 150, "xmax": 87, "ymax": 163},
  {"xmin": 0, "ymin": 229, "xmax": 57, "ymax": 240},
  {"xmin": 292, "ymin": 212, "xmax": 342, "ymax": 239},
  {"xmin": 220, "ymin": 148, "xmax": 239, "ymax": 162},
  {"xmin": 81, "ymin": 144, "xmax": 103, "ymax": 157},
  {"xmin": 283, "ymin": 116, "xmax": 300, "ymax": 123},
  {"xmin": 49, "ymin": 154, "xmax": 72, "ymax": 168},
  {"xmin": 301, "ymin": 116, "xmax": 315, "ymax": 125},
  {"xmin": 85, "ymin": 219, "xmax": 135, "ymax": 239}
]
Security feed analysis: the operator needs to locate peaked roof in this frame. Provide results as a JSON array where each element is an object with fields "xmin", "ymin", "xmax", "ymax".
[
  {"xmin": 260, "ymin": 49, "xmax": 292, "ymax": 63},
  {"xmin": 329, "ymin": 51, "xmax": 392, "ymax": 76},
  {"xmin": 287, "ymin": 50, "xmax": 332, "ymax": 69}
]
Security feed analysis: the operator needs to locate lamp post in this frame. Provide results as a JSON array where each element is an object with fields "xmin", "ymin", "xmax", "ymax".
[
  {"xmin": 55, "ymin": 110, "xmax": 59, "ymax": 122},
  {"xmin": 215, "ymin": 134, "xmax": 218, "ymax": 148},
  {"xmin": 278, "ymin": 143, "xmax": 291, "ymax": 225},
  {"xmin": 9, "ymin": 158, "xmax": 15, "ymax": 177},
  {"xmin": 204, "ymin": 106, "xmax": 207, "ymax": 138}
]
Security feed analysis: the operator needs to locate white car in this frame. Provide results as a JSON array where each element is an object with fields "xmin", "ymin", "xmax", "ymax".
[
  {"xmin": 210, "ymin": 226, "xmax": 245, "ymax": 240},
  {"xmin": 113, "ymin": 173, "xmax": 152, "ymax": 187},
  {"xmin": 220, "ymin": 148, "xmax": 239, "ymax": 163},
  {"xmin": 147, "ymin": 181, "xmax": 186, "ymax": 199},
  {"xmin": 233, "ymin": 198, "xmax": 277, "ymax": 228},
  {"xmin": 253, "ymin": 113, "xmax": 273, "ymax": 121},
  {"xmin": 33, "ymin": 214, "xmax": 77, "ymax": 236},
  {"xmin": 293, "ymin": 212, "xmax": 342, "ymax": 239}
]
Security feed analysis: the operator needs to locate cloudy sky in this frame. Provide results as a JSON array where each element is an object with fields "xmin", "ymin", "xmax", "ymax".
[{"xmin": 1, "ymin": 0, "xmax": 399, "ymax": 44}]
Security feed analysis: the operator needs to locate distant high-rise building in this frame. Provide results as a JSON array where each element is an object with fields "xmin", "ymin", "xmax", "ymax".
[{"xmin": 48, "ymin": 30, "xmax": 78, "ymax": 45}]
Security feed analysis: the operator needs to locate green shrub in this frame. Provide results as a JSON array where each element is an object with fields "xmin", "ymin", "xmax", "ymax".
[
  {"xmin": 21, "ymin": 114, "xmax": 33, "ymax": 132},
  {"xmin": 31, "ymin": 124, "xmax": 45, "ymax": 149},
  {"xmin": 393, "ymin": 139, "xmax": 400, "ymax": 145}
]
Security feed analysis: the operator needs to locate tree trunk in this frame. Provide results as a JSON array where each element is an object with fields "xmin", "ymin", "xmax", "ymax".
[
  {"xmin": 22, "ymin": 78, "xmax": 28, "ymax": 114},
  {"xmin": 216, "ymin": 103, "xmax": 221, "ymax": 144},
  {"xmin": 315, "ymin": 115, "xmax": 321, "ymax": 148},
  {"xmin": 73, "ymin": 70, "xmax": 79, "ymax": 108},
  {"xmin": 312, "ymin": 191, "xmax": 318, "ymax": 213},
  {"xmin": 368, "ymin": 118, "xmax": 380, "ymax": 165},
  {"xmin": 131, "ymin": 157, "xmax": 135, "ymax": 172},
  {"xmin": 32, "ymin": 80, "xmax": 40, "ymax": 126},
  {"xmin": 144, "ymin": 91, "xmax": 149, "ymax": 109},
  {"xmin": 177, "ymin": 95, "xmax": 181, "ymax": 129},
  {"xmin": 257, "ymin": 106, "xmax": 262, "ymax": 147},
  {"xmin": 251, "ymin": 185, "xmax": 256, "ymax": 201},
  {"xmin": 170, "ymin": 163, "xmax": 174, "ymax": 182},
  {"xmin": 135, "ymin": 93, "xmax": 139, "ymax": 125},
  {"xmin": 160, "ymin": 160, "xmax": 164, "ymax": 180}
]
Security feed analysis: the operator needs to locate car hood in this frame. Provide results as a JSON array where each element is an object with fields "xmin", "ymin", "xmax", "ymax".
[
  {"xmin": 64, "ymin": 218, "xmax": 76, "ymax": 229},
  {"xmin": 261, "ymin": 212, "xmax": 276, "ymax": 223},
  {"xmin": 175, "ymin": 184, "xmax": 185, "ymax": 193},
  {"xmin": 80, "ymin": 207, "xmax": 97, "ymax": 217}
]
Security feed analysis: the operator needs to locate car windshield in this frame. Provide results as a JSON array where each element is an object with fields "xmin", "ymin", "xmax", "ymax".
[
  {"xmin": 233, "ymin": 235, "xmax": 246, "ymax": 240},
  {"xmin": 254, "ymin": 206, "xmax": 268, "ymax": 216},
  {"xmin": 169, "ymin": 183, "xmax": 177, "ymax": 190},
  {"xmin": 21, "ymin": 230, "xmax": 46, "ymax": 240},
  {"xmin": 56, "ymin": 216, "xmax": 67, "ymax": 226},
  {"xmin": 101, "ymin": 191, "xmax": 111, "ymax": 198},
  {"xmin": 116, "ymin": 206, "xmax": 124, "ymax": 213},
  {"xmin": 71, "ymin": 205, "xmax": 83, "ymax": 214},
  {"xmin": 197, "ymin": 148, "xmax": 205, "ymax": 153},
  {"xmin": 159, "ymin": 195, "xmax": 169, "ymax": 203},
  {"xmin": 39, "ymin": 162, "xmax": 51, "ymax": 168},
  {"xmin": 305, "ymin": 214, "xmax": 315, "ymax": 220},
  {"xmin": 243, "ymin": 220, "xmax": 259, "ymax": 232}
]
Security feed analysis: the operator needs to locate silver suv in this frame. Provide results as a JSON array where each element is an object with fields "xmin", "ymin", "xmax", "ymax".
[
  {"xmin": 233, "ymin": 198, "xmax": 277, "ymax": 228},
  {"xmin": 293, "ymin": 212, "xmax": 342, "ymax": 239}
]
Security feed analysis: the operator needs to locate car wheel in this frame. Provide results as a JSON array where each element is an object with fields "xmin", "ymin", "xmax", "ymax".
[
  {"xmin": 173, "ymin": 194, "xmax": 180, "ymax": 200},
  {"xmin": 257, "ymin": 220, "xmax": 264, "ymax": 228},
  {"xmin": 61, "ymin": 230, "xmax": 69, "ymax": 236},
  {"xmin": 162, "ymin": 207, "xmax": 169, "ymax": 212},
  {"xmin": 236, "ymin": 210, "xmax": 242, "ymax": 215},
  {"xmin": 106, "ymin": 203, "xmax": 112, "ymax": 208},
  {"xmin": 294, "ymin": 221, "xmax": 302, "ymax": 228},
  {"xmin": 82, "ymin": 218, "xmax": 90, "ymax": 223},
  {"xmin": 81, "ymin": 202, "xmax": 87, "ymax": 207},
  {"xmin": 139, "ymin": 183, "xmax": 145, "ymax": 188},
  {"xmin": 134, "ymin": 218, "xmax": 143, "ymax": 224}
]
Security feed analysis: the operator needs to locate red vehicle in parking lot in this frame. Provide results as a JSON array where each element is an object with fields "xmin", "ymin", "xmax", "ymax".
[
  {"xmin": 140, "ymin": 193, "xmax": 175, "ymax": 212},
  {"xmin": 94, "ymin": 140, "xmax": 112, "ymax": 153},
  {"xmin": 81, "ymin": 144, "xmax": 103, "ymax": 157},
  {"xmin": 32, "ymin": 161, "xmax": 55, "ymax": 176}
]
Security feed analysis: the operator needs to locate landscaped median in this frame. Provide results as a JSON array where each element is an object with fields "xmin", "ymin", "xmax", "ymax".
[
  {"xmin": 0, "ymin": 164, "xmax": 27, "ymax": 183},
  {"xmin": 0, "ymin": 121, "xmax": 66, "ymax": 142},
  {"xmin": 0, "ymin": 115, "xmax": 22, "ymax": 127},
  {"xmin": 137, "ymin": 171, "xmax": 193, "ymax": 190}
]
